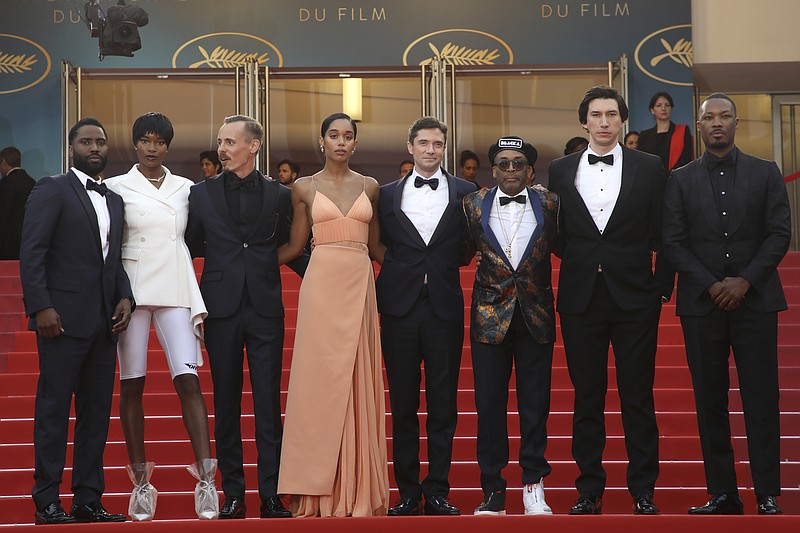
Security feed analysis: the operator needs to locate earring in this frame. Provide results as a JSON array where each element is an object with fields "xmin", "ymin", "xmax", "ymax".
[
  {"xmin": 352, "ymin": 148, "xmax": 356, "ymax": 155},
  {"xmin": 320, "ymin": 146, "xmax": 324, "ymax": 154}
]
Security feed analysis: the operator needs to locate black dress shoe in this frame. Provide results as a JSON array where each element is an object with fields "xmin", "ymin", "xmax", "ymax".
[
  {"xmin": 219, "ymin": 496, "xmax": 247, "ymax": 519},
  {"xmin": 688, "ymin": 493, "xmax": 744, "ymax": 515},
  {"xmin": 35, "ymin": 502, "xmax": 76, "ymax": 525},
  {"xmin": 71, "ymin": 501, "xmax": 126, "ymax": 522},
  {"xmin": 387, "ymin": 497, "xmax": 422, "ymax": 516},
  {"xmin": 756, "ymin": 494, "xmax": 783, "ymax": 515},
  {"xmin": 633, "ymin": 493, "xmax": 660, "ymax": 515},
  {"xmin": 474, "ymin": 491, "xmax": 506, "ymax": 515},
  {"xmin": 424, "ymin": 495, "xmax": 460, "ymax": 515},
  {"xmin": 260, "ymin": 495, "xmax": 292, "ymax": 518},
  {"xmin": 569, "ymin": 494, "xmax": 602, "ymax": 515}
]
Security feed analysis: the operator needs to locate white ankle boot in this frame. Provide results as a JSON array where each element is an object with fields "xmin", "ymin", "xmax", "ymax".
[
  {"xmin": 126, "ymin": 462, "xmax": 158, "ymax": 521},
  {"xmin": 187, "ymin": 458, "xmax": 219, "ymax": 519}
]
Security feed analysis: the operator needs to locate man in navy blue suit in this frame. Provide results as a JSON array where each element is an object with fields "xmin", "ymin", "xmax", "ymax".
[
  {"xmin": 185, "ymin": 115, "xmax": 307, "ymax": 520},
  {"xmin": 20, "ymin": 118, "xmax": 133, "ymax": 524},
  {"xmin": 375, "ymin": 116, "xmax": 477, "ymax": 516}
]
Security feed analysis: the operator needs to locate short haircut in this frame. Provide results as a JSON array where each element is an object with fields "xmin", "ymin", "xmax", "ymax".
[
  {"xmin": 564, "ymin": 136, "xmax": 588, "ymax": 155},
  {"xmin": 321, "ymin": 113, "xmax": 357, "ymax": 138},
  {"xmin": 408, "ymin": 116, "xmax": 448, "ymax": 144},
  {"xmin": 624, "ymin": 131, "xmax": 640, "ymax": 142},
  {"xmin": 459, "ymin": 149, "xmax": 479, "ymax": 168},
  {"xmin": 278, "ymin": 158, "xmax": 300, "ymax": 175},
  {"xmin": 578, "ymin": 86, "xmax": 629, "ymax": 124},
  {"xmin": 68, "ymin": 117, "xmax": 107, "ymax": 145},
  {"xmin": 399, "ymin": 159, "xmax": 413, "ymax": 170},
  {"xmin": 0, "ymin": 146, "xmax": 21, "ymax": 167},
  {"xmin": 200, "ymin": 150, "xmax": 220, "ymax": 166},
  {"xmin": 132, "ymin": 112, "xmax": 174, "ymax": 147},
  {"xmin": 701, "ymin": 93, "xmax": 738, "ymax": 116},
  {"xmin": 649, "ymin": 91, "xmax": 674, "ymax": 110},
  {"xmin": 223, "ymin": 115, "xmax": 264, "ymax": 142}
]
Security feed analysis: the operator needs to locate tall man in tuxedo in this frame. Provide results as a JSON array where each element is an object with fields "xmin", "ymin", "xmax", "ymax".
[
  {"xmin": 548, "ymin": 86, "xmax": 672, "ymax": 515},
  {"xmin": 663, "ymin": 94, "xmax": 790, "ymax": 515},
  {"xmin": 185, "ymin": 115, "xmax": 307, "ymax": 520},
  {"xmin": 375, "ymin": 116, "xmax": 478, "ymax": 515},
  {"xmin": 0, "ymin": 146, "xmax": 36, "ymax": 259},
  {"xmin": 20, "ymin": 118, "xmax": 133, "ymax": 524},
  {"xmin": 463, "ymin": 137, "xmax": 559, "ymax": 516}
]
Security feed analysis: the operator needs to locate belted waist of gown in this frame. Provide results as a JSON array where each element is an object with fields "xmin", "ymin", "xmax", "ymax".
[{"xmin": 312, "ymin": 218, "xmax": 369, "ymax": 248}]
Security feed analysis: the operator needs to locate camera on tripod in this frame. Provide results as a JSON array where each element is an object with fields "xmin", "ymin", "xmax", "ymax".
[{"xmin": 84, "ymin": 0, "xmax": 149, "ymax": 60}]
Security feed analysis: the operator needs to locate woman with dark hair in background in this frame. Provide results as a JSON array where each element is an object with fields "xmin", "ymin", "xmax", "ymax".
[
  {"xmin": 276, "ymin": 112, "xmax": 389, "ymax": 517},
  {"xmin": 638, "ymin": 91, "xmax": 693, "ymax": 171},
  {"xmin": 564, "ymin": 136, "xmax": 589, "ymax": 155},
  {"xmin": 199, "ymin": 150, "xmax": 221, "ymax": 180},
  {"xmin": 106, "ymin": 113, "xmax": 218, "ymax": 521}
]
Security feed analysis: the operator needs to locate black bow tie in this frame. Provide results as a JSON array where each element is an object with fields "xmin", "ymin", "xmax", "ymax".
[
  {"xmin": 85, "ymin": 179, "xmax": 108, "ymax": 196},
  {"xmin": 414, "ymin": 176, "xmax": 439, "ymax": 190},
  {"xmin": 230, "ymin": 175, "xmax": 256, "ymax": 191},
  {"xmin": 708, "ymin": 154, "xmax": 734, "ymax": 171},
  {"xmin": 499, "ymin": 194, "xmax": 526, "ymax": 206},
  {"xmin": 588, "ymin": 153, "xmax": 614, "ymax": 166}
]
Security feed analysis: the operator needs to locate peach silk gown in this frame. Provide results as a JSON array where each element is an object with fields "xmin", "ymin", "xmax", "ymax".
[{"xmin": 278, "ymin": 180, "xmax": 389, "ymax": 517}]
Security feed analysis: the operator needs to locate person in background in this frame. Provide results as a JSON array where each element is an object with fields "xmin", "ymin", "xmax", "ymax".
[
  {"xmin": 548, "ymin": 86, "xmax": 672, "ymax": 516},
  {"xmin": 464, "ymin": 136, "xmax": 558, "ymax": 516},
  {"xmin": 276, "ymin": 158, "xmax": 300, "ymax": 187},
  {"xmin": 638, "ymin": 91, "xmax": 694, "ymax": 171},
  {"xmin": 0, "ymin": 146, "xmax": 36, "ymax": 259},
  {"xmin": 199, "ymin": 150, "xmax": 221, "ymax": 181},
  {"xmin": 398, "ymin": 159, "xmax": 414, "ymax": 179},
  {"xmin": 105, "ymin": 112, "xmax": 218, "ymax": 521},
  {"xmin": 624, "ymin": 131, "xmax": 639, "ymax": 150},
  {"xmin": 459, "ymin": 150, "xmax": 480, "ymax": 185},
  {"xmin": 663, "ymin": 93, "xmax": 790, "ymax": 516},
  {"xmin": 563, "ymin": 136, "xmax": 589, "ymax": 156},
  {"xmin": 20, "ymin": 118, "xmax": 133, "ymax": 524}
]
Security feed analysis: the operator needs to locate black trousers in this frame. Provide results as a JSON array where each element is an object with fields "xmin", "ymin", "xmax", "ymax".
[
  {"xmin": 559, "ymin": 273, "xmax": 661, "ymax": 497},
  {"xmin": 471, "ymin": 305, "xmax": 553, "ymax": 494},
  {"xmin": 32, "ymin": 322, "xmax": 117, "ymax": 510},
  {"xmin": 205, "ymin": 292, "xmax": 285, "ymax": 501},
  {"xmin": 381, "ymin": 286, "xmax": 463, "ymax": 500},
  {"xmin": 681, "ymin": 307, "xmax": 781, "ymax": 496}
]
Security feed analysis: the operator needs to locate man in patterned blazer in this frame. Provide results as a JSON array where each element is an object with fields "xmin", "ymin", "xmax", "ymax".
[{"xmin": 463, "ymin": 136, "xmax": 559, "ymax": 516}]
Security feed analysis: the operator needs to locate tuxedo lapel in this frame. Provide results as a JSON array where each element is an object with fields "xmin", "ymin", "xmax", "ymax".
[
  {"xmin": 392, "ymin": 175, "xmax": 427, "ymax": 248},
  {"xmin": 247, "ymin": 174, "xmax": 278, "ymax": 240},
  {"xmin": 480, "ymin": 187, "xmax": 512, "ymax": 270},
  {"xmin": 517, "ymin": 187, "xmax": 545, "ymax": 263},
  {"xmin": 605, "ymin": 149, "xmax": 636, "ymax": 232},
  {"xmin": 207, "ymin": 175, "xmax": 244, "ymax": 240},
  {"xmin": 562, "ymin": 154, "xmax": 599, "ymax": 234},
  {"xmin": 428, "ymin": 171, "xmax": 459, "ymax": 247},
  {"xmin": 68, "ymin": 171, "xmax": 103, "ymax": 258}
]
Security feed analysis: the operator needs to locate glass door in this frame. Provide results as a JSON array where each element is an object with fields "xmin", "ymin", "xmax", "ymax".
[
  {"xmin": 60, "ymin": 60, "xmax": 80, "ymax": 172},
  {"xmin": 773, "ymin": 95, "xmax": 800, "ymax": 250}
]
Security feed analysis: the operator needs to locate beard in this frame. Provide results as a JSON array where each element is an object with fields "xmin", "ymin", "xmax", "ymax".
[{"xmin": 72, "ymin": 151, "xmax": 108, "ymax": 177}]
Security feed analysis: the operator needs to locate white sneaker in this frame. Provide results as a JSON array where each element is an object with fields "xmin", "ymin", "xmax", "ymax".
[{"xmin": 523, "ymin": 481, "xmax": 553, "ymax": 515}]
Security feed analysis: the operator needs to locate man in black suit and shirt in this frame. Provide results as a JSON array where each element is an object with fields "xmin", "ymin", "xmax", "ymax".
[
  {"xmin": 663, "ymin": 93, "xmax": 790, "ymax": 515},
  {"xmin": 20, "ymin": 118, "xmax": 133, "ymax": 524},
  {"xmin": 185, "ymin": 115, "xmax": 307, "ymax": 520},
  {"xmin": 0, "ymin": 146, "xmax": 36, "ymax": 259},
  {"xmin": 548, "ymin": 86, "xmax": 671, "ymax": 515},
  {"xmin": 375, "ymin": 116, "xmax": 477, "ymax": 516}
]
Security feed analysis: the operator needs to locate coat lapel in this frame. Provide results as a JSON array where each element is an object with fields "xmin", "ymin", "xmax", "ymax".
[
  {"xmin": 563, "ymin": 153, "xmax": 600, "ymax": 235},
  {"xmin": 68, "ymin": 171, "xmax": 103, "ymax": 258},
  {"xmin": 517, "ymin": 187, "xmax": 544, "ymax": 263},
  {"xmin": 392, "ymin": 175, "xmax": 427, "ymax": 248},
  {"xmin": 480, "ymin": 187, "xmax": 513, "ymax": 270},
  {"xmin": 428, "ymin": 170, "xmax": 459, "ymax": 247},
  {"xmin": 207, "ymin": 174, "xmax": 244, "ymax": 240},
  {"xmin": 247, "ymin": 173, "xmax": 278, "ymax": 240},
  {"xmin": 604, "ymin": 148, "xmax": 636, "ymax": 232}
]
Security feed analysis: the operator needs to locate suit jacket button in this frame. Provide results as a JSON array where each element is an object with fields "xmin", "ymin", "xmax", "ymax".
[{"xmin": 243, "ymin": 243, "xmax": 249, "ymax": 248}]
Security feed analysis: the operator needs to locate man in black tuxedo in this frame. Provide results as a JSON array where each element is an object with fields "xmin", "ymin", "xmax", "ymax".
[
  {"xmin": 375, "ymin": 116, "xmax": 477, "ymax": 516},
  {"xmin": 663, "ymin": 93, "xmax": 790, "ymax": 516},
  {"xmin": 185, "ymin": 115, "xmax": 307, "ymax": 520},
  {"xmin": 20, "ymin": 118, "xmax": 133, "ymax": 524},
  {"xmin": 0, "ymin": 146, "xmax": 36, "ymax": 259},
  {"xmin": 548, "ymin": 86, "xmax": 671, "ymax": 515}
]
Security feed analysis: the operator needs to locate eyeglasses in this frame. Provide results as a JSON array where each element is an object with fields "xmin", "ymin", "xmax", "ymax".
[{"xmin": 495, "ymin": 159, "xmax": 527, "ymax": 171}]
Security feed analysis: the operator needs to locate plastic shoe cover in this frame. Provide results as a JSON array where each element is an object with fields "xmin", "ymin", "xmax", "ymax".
[
  {"xmin": 126, "ymin": 462, "xmax": 158, "ymax": 521},
  {"xmin": 187, "ymin": 458, "xmax": 219, "ymax": 519}
]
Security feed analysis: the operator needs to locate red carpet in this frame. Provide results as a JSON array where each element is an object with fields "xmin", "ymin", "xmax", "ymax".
[{"xmin": 0, "ymin": 256, "xmax": 798, "ymax": 527}]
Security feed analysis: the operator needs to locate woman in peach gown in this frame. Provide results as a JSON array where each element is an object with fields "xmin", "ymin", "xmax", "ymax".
[{"xmin": 277, "ymin": 113, "xmax": 389, "ymax": 517}]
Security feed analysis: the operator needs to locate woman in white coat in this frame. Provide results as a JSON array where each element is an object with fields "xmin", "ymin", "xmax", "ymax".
[{"xmin": 105, "ymin": 113, "xmax": 218, "ymax": 520}]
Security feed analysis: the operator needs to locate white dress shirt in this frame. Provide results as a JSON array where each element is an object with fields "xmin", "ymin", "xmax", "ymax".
[
  {"xmin": 400, "ymin": 167, "xmax": 448, "ymax": 245},
  {"xmin": 72, "ymin": 167, "xmax": 110, "ymax": 260},
  {"xmin": 574, "ymin": 143, "xmax": 623, "ymax": 235},
  {"xmin": 489, "ymin": 189, "xmax": 536, "ymax": 270}
]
